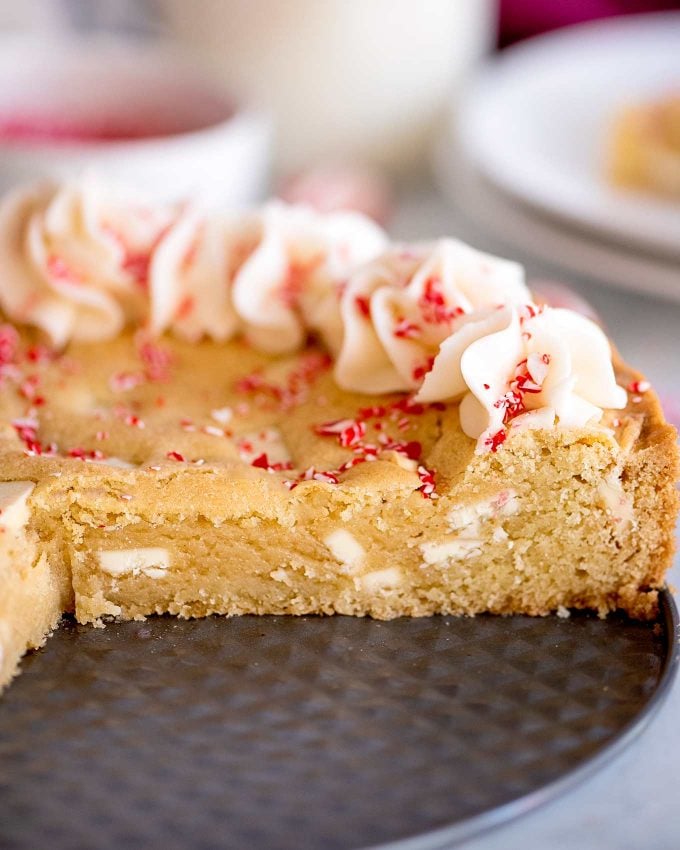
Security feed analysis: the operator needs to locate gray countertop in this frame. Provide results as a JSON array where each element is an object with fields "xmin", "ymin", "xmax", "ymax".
[{"xmin": 391, "ymin": 187, "xmax": 680, "ymax": 850}]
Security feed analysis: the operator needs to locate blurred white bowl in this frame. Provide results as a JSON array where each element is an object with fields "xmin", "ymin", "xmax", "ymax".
[
  {"xmin": 0, "ymin": 35, "xmax": 271, "ymax": 208},
  {"xmin": 161, "ymin": 0, "xmax": 494, "ymax": 173}
]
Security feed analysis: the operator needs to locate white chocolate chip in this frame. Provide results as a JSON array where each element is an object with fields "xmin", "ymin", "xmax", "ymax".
[
  {"xmin": 324, "ymin": 529, "xmax": 366, "ymax": 572},
  {"xmin": 421, "ymin": 538, "xmax": 482, "ymax": 565},
  {"xmin": 599, "ymin": 470, "xmax": 634, "ymax": 527},
  {"xmin": 87, "ymin": 457, "xmax": 137, "ymax": 469},
  {"xmin": 492, "ymin": 526, "xmax": 509, "ymax": 543},
  {"xmin": 211, "ymin": 407, "xmax": 233, "ymax": 425},
  {"xmin": 0, "ymin": 481, "xmax": 34, "ymax": 532},
  {"xmin": 143, "ymin": 567, "xmax": 169, "ymax": 579},
  {"xmin": 270, "ymin": 567, "xmax": 292, "ymax": 585},
  {"xmin": 361, "ymin": 567, "xmax": 402, "ymax": 592},
  {"xmin": 448, "ymin": 490, "xmax": 519, "ymax": 533},
  {"xmin": 98, "ymin": 547, "xmax": 171, "ymax": 578}
]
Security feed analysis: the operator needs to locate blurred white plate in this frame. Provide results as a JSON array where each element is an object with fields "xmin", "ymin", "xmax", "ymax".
[
  {"xmin": 433, "ymin": 147, "xmax": 680, "ymax": 302},
  {"xmin": 458, "ymin": 13, "xmax": 680, "ymax": 258}
]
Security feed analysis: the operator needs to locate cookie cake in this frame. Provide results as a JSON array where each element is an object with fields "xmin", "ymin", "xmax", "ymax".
[{"xmin": 0, "ymin": 177, "xmax": 677, "ymax": 691}]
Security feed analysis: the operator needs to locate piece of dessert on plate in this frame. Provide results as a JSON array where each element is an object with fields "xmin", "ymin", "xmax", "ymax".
[
  {"xmin": 0, "ymin": 177, "xmax": 677, "ymax": 691},
  {"xmin": 608, "ymin": 92, "xmax": 680, "ymax": 198}
]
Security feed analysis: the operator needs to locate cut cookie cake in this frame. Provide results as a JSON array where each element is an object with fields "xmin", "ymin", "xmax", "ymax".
[{"xmin": 0, "ymin": 177, "xmax": 677, "ymax": 691}]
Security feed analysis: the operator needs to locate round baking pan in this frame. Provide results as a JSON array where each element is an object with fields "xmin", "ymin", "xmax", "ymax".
[{"xmin": 0, "ymin": 590, "xmax": 676, "ymax": 850}]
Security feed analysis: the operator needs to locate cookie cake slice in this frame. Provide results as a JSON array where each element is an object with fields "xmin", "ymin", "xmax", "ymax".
[{"xmin": 0, "ymin": 177, "xmax": 677, "ymax": 691}]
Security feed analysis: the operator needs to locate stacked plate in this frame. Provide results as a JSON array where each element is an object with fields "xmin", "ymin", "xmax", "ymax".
[{"xmin": 436, "ymin": 12, "xmax": 680, "ymax": 301}]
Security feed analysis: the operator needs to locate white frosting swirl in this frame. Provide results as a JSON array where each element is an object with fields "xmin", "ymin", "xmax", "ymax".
[
  {"xmin": 334, "ymin": 239, "xmax": 529, "ymax": 394},
  {"xmin": 146, "ymin": 200, "xmax": 386, "ymax": 354},
  {"xmin": 0, "ymin": 181, "xmax": 386, "ymax": 356},
  {"xmin": 230, "ymin": 201, "xmax": 387, "ymax": 354},
  {"xmin": 148, "ymin": 209, "xmax": 256, "ymax": 342},
  {"xmin": 0, "ymin": 178, "xmax": 174, "ymax": 346},
  {"xmin": 415, "ymin": 303, "xmax": 627, "ymax": 451}
]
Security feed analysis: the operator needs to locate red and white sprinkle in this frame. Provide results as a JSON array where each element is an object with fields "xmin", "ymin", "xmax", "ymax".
[{"xmin": 627, "ymin": 380, "xmax": 650, "ymax": 394}]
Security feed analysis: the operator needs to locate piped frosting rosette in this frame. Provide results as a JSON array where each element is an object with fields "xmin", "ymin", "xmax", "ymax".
[
  {"xmin": 333, "ymin": 239, "xmax": 627, "ymax": 451},
  {"xmin": 334, "ymin": 239, "xmax": 530, "ymax": 394},
  {"xmin": 0, "ymin": 179, "xmax": 387, "ymax": 354},
  {"xmin": 416, "ymin": 303, "xmax": 627, "ymax": 452},
  {"xmin": 0, "ymin": 177, "xmax": 174, "ymax": 346},
  {"xmin": 148, "ymin": 200, "xmax": 387, "ymax": 354}
]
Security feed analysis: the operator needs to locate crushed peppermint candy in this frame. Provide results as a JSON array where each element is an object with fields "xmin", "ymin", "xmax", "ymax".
[
  {"xmin": 412, "ymin": 357, "xmax": 435, "ymax": 382},
  {"xmin": 251, "ymin": 452, "xmax": 294, "ymax": 473},
  {"xmin": 306, "ymin": 398, "xmax": 440, "ymax": 495},
  {"xmin": 354, "ymin": 295, "xmax": 371, "ymax": 318},
  {"xmin": 136, "ymin": 336, "xmax": 173, "ymax": 382},
  {"xmin": 418, "ymin": 277, "xmax": 465, "ymax": 325},
  {"xmin": 627, "ymin": 380, "xmax": 650, "ymax": 394},
  {"xmin": 519, "ymin": 303, "xmax": 545, "ymax": 322},
  {"xmin": 123, "ymin": 414, "xmax": 145, "ymax": 429},
  {"xmin": 416, "ymin": 465, "xmax": 437, "ymax": 499},
  {"xmin": 314, "ymin": 418, "xmax": 366, "ymax": 447},
  {"xmin": 109, "ymin": 371, "xmax": 144, "ymax": 393},
  {"xmin": 12, "ymin": 418, "xmax": 57, "ymax": 457},
  {"xmin": 235, "ymin": 351, "xmax": 332, "ymax": 411},
  {"xmin": 166, "ymin": 451, "xmax": 185, "ymax": 462},
  {"xmin": 68, "ymin": 447, "xmax": 105, "ymax": 461},
  {"xmin": 0, "ymin": 324, "xmax": 19, "ymax": 365},
  {"xmin": 393, "ymin": 318, "xmax": 421, "ymax": 339},
  {"xmin": 484, "ymin": 429, "xmax": 507, "ymax": 453},
  {"xmin": 480, "ymin": 353, "xmax": 553, "ymax": 451}
]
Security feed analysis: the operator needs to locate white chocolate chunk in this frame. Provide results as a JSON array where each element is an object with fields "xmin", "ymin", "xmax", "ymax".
[
  {"xmin": 447, "ymin": 490, "xmax": 519, "ymax": 532},
  {"xmin": 421, "ymin": 538, "xmax": 482, "ymax": 565},
  {"xmin": 361, "ymin": 567, "xmax": 402, "ymax": 592},
  {"xmin": 270, "ymin": 567, "xmax": 292, "ymax": 585},
  {"xmin": 87, "ymin": 457, "xmax": 137, "ymax": 469},
  {"xmin": 599, "ymin": 470, "xmax": 634, "ymax": 527},
  {"xmin": 0, "ymin": 481, "xmax": 34, "ymax": 532},
  {"xmin": 211, "ymin": 407, "xmax": 233, "ymax": 425},
  {"xmin": 98, "ymin": 547, "xmax": 171, "ymax": 577},
  {"xmin": 324, "ymin": 529, "xmax": 366, "ymax": 572}
]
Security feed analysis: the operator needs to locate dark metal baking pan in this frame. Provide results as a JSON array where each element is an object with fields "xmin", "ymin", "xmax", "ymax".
[{"xmin": 0, "ymin": 590, "xmax": 676, "ymax": 850}]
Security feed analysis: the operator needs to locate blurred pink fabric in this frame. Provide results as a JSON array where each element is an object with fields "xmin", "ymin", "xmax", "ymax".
[{"xmin": 499, "ymin": 0, "xmax": 680, "ymax": 46}]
